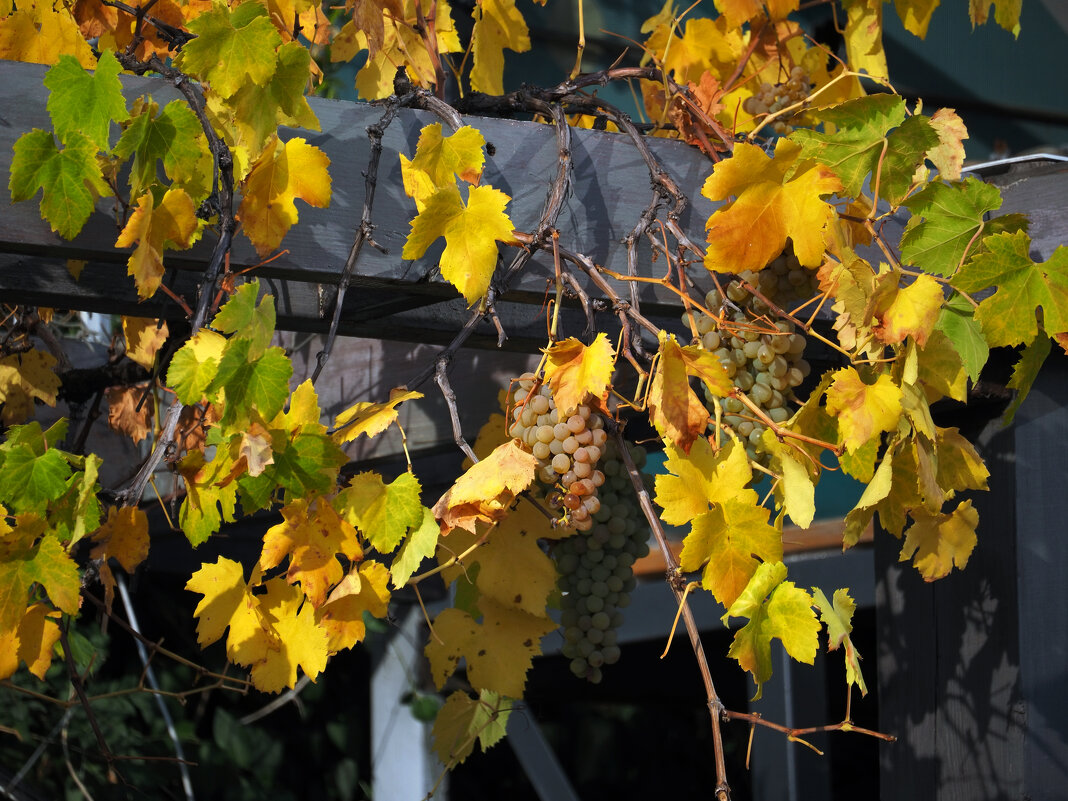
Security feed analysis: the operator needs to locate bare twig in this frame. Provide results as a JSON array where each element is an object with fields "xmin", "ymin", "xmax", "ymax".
[
  {"xmin": 59, "ymin": 622, "xmax": 119, "ymax": 783},
  {"xmin": 435, "ymin": 357, "xmax": 477, "ymax": 464}
]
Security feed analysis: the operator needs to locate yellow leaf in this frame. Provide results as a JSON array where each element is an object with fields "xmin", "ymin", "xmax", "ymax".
[
  {"xmin": 66, "ymin": 259, "xmax": 86, "ymax": 280},
  {"xmin": 825, "ymin": 368, "xmax": 902, "ymax": 453},
  {"xmin": 899, "ymin": 499, "xmax": 979, "ymax": 581},
  {"xmin": 260, "ymin": 500, "xmax": 358, "ymax": 607},
  {"xmin": 702, "ymin": 139, "xmax": 842, "ymax": 274},
  {"xmin": 647, "ymin": 333, "xmax": 710, "ymax": 452},
  {"xmin": 543, "ymin": 334, "xmax": 615, "ymax": 418},
  {"xmin": 0, "ymin": 349, "xmax": 61, "ymax": 424},
  {"xmin": 469, "ymin": 0, "xmax": 530, "ymax": 95},
  {"xmin": 654, "ymin": 437, "xmax": 754, "ymax": 526},
  {"xmin": 402, "ymin": 183, "xmax": 516, "ymax": 304},
  {"xmin": 315, "ymin": 560, "xmax": 392, "ymax": 652},
  {"xmin": 426, "ymin": 596, "xmax": 555, "ymax": 697},
  {"xmin": 894, "ymin": 0, "xmax": 940, "ymax": 38},
  {"xmin": 761, "ymin": 431, "xmax": 816, "ymax": 529},
  {"xmin": 811, "ymin": 587, "xmax": 867, "ymax": 695},
  {"xmin": 842, "ymin": 0, "xmax": 887, "ymax": 79},
  {"xmin": 927, "ymin": 108, "xmax": 969, "ymax": 181},
  {"xmin": 402, "ymin": 124, "xmax": 487, "ymax": 208},
  {"xmin": 251, "ymin": 578, "xmax": 329, "ymax": 691},
  {"xmin": 679, "ymin": 343, "xmax": 733, "ymax": 398},
  {"xmin": 934, "ymin": 427, "xmax": 989, "ymax": 494},
  {"xmin": 122, "ymin": 317, "xmax": 169, "ymax": 369},
  {"xmin": 238, "ymin": 136, "xmax": 332, "ymax": 256},
  {"xmin": 432, "ymin": 440, "xmax": 538, "ymax": 533},
  {"xmin": 115, "ymin": 188, "xmax": 198, "ymax": 300},
  {"xmin": 89, "ymin": 506, "xmax": 150, "ymax": 612},
  {"xmin": 333, "ymin": 388, "xmax": 423, "ymax": 444},
  {"xmin": 874, "ymin": 273, "xmax": 944, "ymax": 346},
  {"xmin": 185, "ymin": 557, "xmax": 271, "ymax": 665},
  {"xmin": 0, "ymin": 1, "xmax": 95, "ymax": 68},
  {"xmin": 0, "ymin": 603, "xmax": 61, "ymax": 681},
  {"xmin": 236, "ymin": 422, "xmax": 275, "ymax": 478},
  {"xmin": 433, "ymin": 689, "xmax": 511, "ymax": 767}
]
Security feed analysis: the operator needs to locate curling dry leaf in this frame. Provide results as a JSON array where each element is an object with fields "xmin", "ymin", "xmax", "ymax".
[
  {"xmin": 89, "ymin": 506, "xmax": 149, "ymax": 612},
  {"xmin": 105, "ymin": 385, "xmax": 153, "ymax": 444},
  {"xmin": 432, "ymin": 440, "xmax": 537, "ymax": 534},
  {"xmin": 122, "ymin": 317, "xmax": 169, "ymax": 370}
]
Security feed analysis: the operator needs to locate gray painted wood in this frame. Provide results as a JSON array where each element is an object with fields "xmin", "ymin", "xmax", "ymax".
[{"xmin": 0, "ymin": 59, "xmax": 716, "ymax": 311}]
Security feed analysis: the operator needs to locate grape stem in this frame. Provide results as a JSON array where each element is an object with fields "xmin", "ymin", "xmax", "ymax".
[
  {"xmin": 730, "ymin": 388, "xmax": 844, "ymax": 456},
  {"xmin": 610, "ymin": 422, "xmax": 733, "ymax": 801}
]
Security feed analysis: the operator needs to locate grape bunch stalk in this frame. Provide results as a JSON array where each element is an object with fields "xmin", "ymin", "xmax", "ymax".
[
  {"xmin": 507, "ymin": 374, "xmax": 608, "ymax": 531},
  {"xmin": 741, "ymin": 65, "xmax": 812, "ymax": 135},
  {"xmin": 690, "ymin": 270, "xmax": 813, "ymax": 467}
]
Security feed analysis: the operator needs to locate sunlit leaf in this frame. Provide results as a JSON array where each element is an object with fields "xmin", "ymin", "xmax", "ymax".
[
  {"xmin": 115, "ymin": 188, "xmax": 198, "ymax": 300},
  {"xmin": 543, "ymin": 334, "xmax": 615, "ymax": 418},
  {"xmin": 899, "ymin": 499, "xmax": 978, "ymax": 580},
  {"xmin": 44, "ymin": 51, "xmax": 128, "ymax": 149},
  {"xmin": 469, "ymin": 0, "xmax": 530, "ymax": 95},
  {"xmin": 825, "ymin": 368, "xmax": 902, "ymax": 452}
]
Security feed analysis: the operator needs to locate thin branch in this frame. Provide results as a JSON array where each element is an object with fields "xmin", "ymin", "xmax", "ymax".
[
  {"xmin": 59, "ymin": 622, "xmax": 119, "ymax": 783},
  {"xmin": 435, "ymin": 357, "xmax": 477, "ymax": 464},
  {"xmin": 239, "ymin": 675, "xmax": 312, "ymax": 726}
]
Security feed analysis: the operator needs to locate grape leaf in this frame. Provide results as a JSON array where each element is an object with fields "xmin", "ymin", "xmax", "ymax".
[
  {"xmin": 760, "ymin": 432, "xmax": 816, "ymax": 529},
  {"xmin": 0, "ymin": 3, "xmax": 95, "ymax": 68},
  {"xmin": 915, "ymin": 330, "xmax": 968, "ymax": 403},
  {"xmin": 174, "ymin": 2, "xmax": 282, "ymax": 99},
  {"xmin": 935, "ymin": 426, "xmax": 989, "ymax": 493},
  {"xmin": 402, "ymin": 183, "xmax": 517, "ymax": 305},
  {"xmin": 402, "ymin": 123, "xmax": 487, "ymax": 211},
  {"xmin": 207, "ymin": 341, "xmax": 293, "ymax": 426},
  {"xmin": 186, "ymin": 556, "xmax": 267, "ymax": 655},
  {"xmin": 333, "ymin": 388, "xmax": 424, "ymax": 444},
  {"xmin": 874, "ymin": 272, "xmax": 944, "ymax": 347},
  {"xmin": 314, "ymin": 560, "xmax": 391, "ymax": 652},
  {"xmin": 426, "ymin": 596, "xmax": 555, "ymax": 697},
  {"xmin": 935, "ymin": 293, "xmax": 989, "ymax": 381},
  {"xmin": 811, "ymin": 587, "xmax": 867, "ymax": 695},
  {"xmin": 899, "ymin": 499, "xmax": 978, "ymax": 580},
  {"xmin": 336, "ymin": 471, "xmax": 424, "ymax": 553},
  {"xmin": 1002, "ymin": 333, "xmax": 1051, "ymax": 426},
  {"xmin": 250, "ymin": 578, "xmax": 329, "ymax": 692},
  {"xmin": 432, "ymin": 690, "xmax": 511, "ymax": 768},
  {"xmin": 702, "ymin": 139, "xmax": 842, "ymax": 274},
  {"xmin": 825, "ymin": 368, "xmax": 903, "ymax": 453},
  {"xmin": 260, "ymin": 499, "xmax": 360, "ymax": 607},
  {"xmin": 952, "ymin": 232, "xmax": 1068, "ymax": 348},
  {"xmin": 115, "ymin": 188, "xmax": 198, "ymax": 300},
  {"xmin": 543, "ymin": 333, "xmax": 615, "ymax": 418},
  {"xmin": 970, "ymin": 0, "xmax": 1021, "ymax": 35},
  {"xmin": 89, "ymin": 506, "xmax": 149, "ymax": 612},
  {"xmin": 655, "ymin": 436, "xmax": 753, "ymax": 527},
  {"xmin": 724, "ymin": 561, "xmax": 819, "ymax": 699},
  {"xmin": 927, "ymin": 108, "xmax": 969, "ymax": 181},
  {"xmin": 43, "ymin": 50, "xmax": 128, "ymax": 149},
  {"xmin": 0, "ymin": 349, "xmax": 61, "ymax": 425},
  {"xmin": 177, "ymin": 450, "xmax": 239, "ymax": 546},
  {"xmin": 390, "ymin": 506, "xmax": 440, "ymax": 588},
  {"xmin": 26, "ymin": 535, "xmax": 80, "ymax": 616},
  {"xmin": 166, "ymin": 329, "xmax": 228, "ymax": 405},
  {"xmin": 0, "ymin": 445, "xmax": 71, "ymax": 510},
  {"xmin": 647, "ymin": 333, "xmax": 712, "ymax": 452},
  {"xmin": 900, "ymin": 178, "xmax": 1004, "ymax": 276},
  {"xmin": 9, "ymin": 129, "xmax": 110, "ymax": 239},
  {"xmin": 469, "ymin": 0, "xmax": 530, "ymax": 95},
  {"xmin": 211, "ymin": 280, "xmax": 277, "ymax": 359},
  {"xmin": 239, "ymin": 136, "xmax": 332, "ymax": 256},
  {"xmin": 114, "ymin": 98, "xmax": 213, "ymax": 203},
  {"xmin": 893, "ymin": 0, "xmax": 940, "ymax": 38},
  {"xmin": 0, "ymin": 603, "xmax": 61, "ymax": 681},
  {"xmin": 105, "ymin": 385, "xmax": 153, "ymax": 444},
  {"xmin": 122, "ymin": 317, "xmax": 168, "ymax": 370},
  {"xmin": 432, "ymin": 440, "xmax": 537, "ymax": 534},
  {"xmin": 842, "ymin": 0, "xmax": 887, "ymax": 79}
]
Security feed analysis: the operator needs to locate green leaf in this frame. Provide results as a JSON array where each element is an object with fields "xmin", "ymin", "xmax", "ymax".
[
  {"xmin": 114, "ymin": 98, "xmax": 213, "ymax": 203},
  {"xmin": 166, "ymin": 330, "xmax": 227, "ymax": 405},
  {"xmin": 174, "ymin": 2, "xmax": 282, "ymax": 99},
  {"xmin": 390, "ymin": 507, "xmax": 441, "ymax": 588},
  {"xmin": 26, "ymin": 535, "xmax": 80, "ymax": 615},
  {"xmin": 269, "ymin": 429, "xmax": 347, "ymax": 499},
  {"xmin": 791, "ymin": 94, "xmax": 906, "ymax": 198},
  {"xmin": 43, "ymin": 51, "xmax": 128, "ymax": 149},
  {"xmin": 936, "ymin": 293, "xmax": 989, "ymax": 380},
  {"xmin": 335, "ymin": 471, "xmax": 424, "ymax": 553},
  {"xmin": 811, "ymin": 587, "xmax": 867, "ymax": 695},
  {"xmin": 952, "ymin": 232, "xmax": 1068, "ymax": 348},
  {"xmin": 9, "ymin": 129, "xmax": 110, "ymax": 239},
  {"xmin": 432, "ymin": 690, "xmax": 512, "ymax": 767},
  {"xmin": 900, "ymin": 177, "xmax": 1003, "ymax": 276},
  {"xmin": 1003, "ymin": 334, "xmax": 1051, "ymax": 426},
  {"xmin": 0, "ymin": 445, "xmax": 71, "ymax": 510},
  {"xmin": 211, "ymin": 281, "xmax": 276, "ymax": 358},
  {"xmin": 724, "ymin": 562, "xmax": 819, "ymax": 699},
  {"xmin": 880, "ymin": 114, "xmax": 940, "ymax": 206},
  {"xmin": 208, "ymin": 341, "xmax": 293, "ymax": 425}
]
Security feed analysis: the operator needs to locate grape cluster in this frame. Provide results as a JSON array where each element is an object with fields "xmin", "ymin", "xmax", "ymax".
[
  {"xmin": 741, "ymin": 66, "xmax": 812, "ymax": 135},
  {"xmin": 691, "ymin": 277, "xmax": 811, "ymax": 466},
  {"xmin": 554, "ymin": 440, "xmax": 651, "ymax": 683},
  {"xmin": 507, "ymin": 374, "xmax": 607, "ymax": 532}
]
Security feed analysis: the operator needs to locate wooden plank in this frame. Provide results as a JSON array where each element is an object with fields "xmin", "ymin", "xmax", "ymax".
[{"xmin": 0, "ymin": 59, "xmax": 717, "ymax": 309}]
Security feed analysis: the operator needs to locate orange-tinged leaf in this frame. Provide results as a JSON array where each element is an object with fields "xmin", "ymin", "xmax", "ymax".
[
  {"xmin": 401, "ymin": 183, "xmax": 516, "ymax": 304},
  {"xmin": 875, "ymin": 273, "xmax": 944, "ymax": 346},
  {"xmin": 238, "ymin": 136, "xmax": 332, "ymax": 256},
  {"xmin": 122, "ymin": 317, "xmax": 169, "ymax": 370},
  {"xmin": 105, "ymin": 384, "xmax": 153, "ymax": 444},
  {"xmin": 260, "ymin": 500, "xmax": 358, "ymax": 607},
  {"xmin": 115, "ymin": 188, "xmax": 198, "ymax": 300},
  {"xmin": 250, "ymin": 578, "xmax": 329, "ymax": 692},
  {"xmin": 702, "ymin": 139, "xmax": 842, "ymax": 274},
  {"xmin": 89, "ymin": 506, "xmax": 150, "ymax": 612},
  {"xmin": 647, "ymin": 333, "xmax": 710, "ymax": 452},
  {"xmin": 0, "ymin": 2, "xmax": 95, "ymax": 68},
  {"xmin": 900, "ymin": 499, "xmax": 979, "ymax": 581},
  {"xmin": 679, "ymin": 343, "xmax": 733, "ymax": 398},
  {"xmin": 315, "ymin": 560, "xmax": 391, "ymax": 652},
  {"xmin": 426, "ymin": 596, "xmax": 555, "ymax": 697},
  {"xmin": 333, "ymin": 388, "xmax": 423, "ymax": 444},
  {"xmin": 927, "ymin": 108, "xmax": 969, "ymax": 181},
  {"xmin": 543, "ymin": 334, "xmax": 615, "ymax": 418},
  {"xmin": 432, "ymin": 441, "xmax": 538, "ymax": 533},
  {"xmin": 825, "ymin": 368, "xmax": 902, "ymax": 453},
  {"xmin": 0, "ymin": 603, "xmax": 62, "ymax": 681},
  {"xmin": 469, "ymin": 0, "xmax": 530, "ymax": 95}
]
